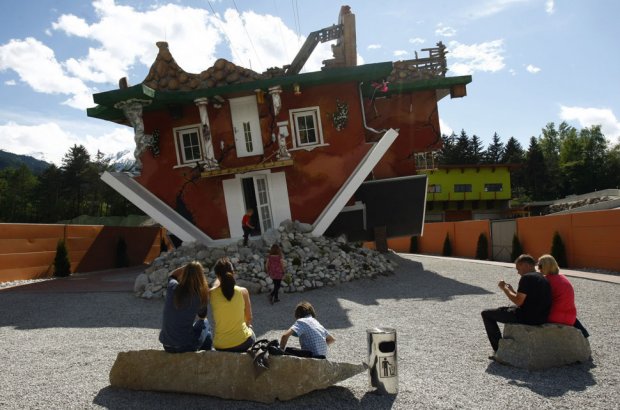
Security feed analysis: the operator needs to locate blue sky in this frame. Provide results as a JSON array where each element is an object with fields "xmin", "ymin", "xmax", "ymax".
[{"xmin": 1, "ymin": 0, "xmax": 619, "ymax": 165}]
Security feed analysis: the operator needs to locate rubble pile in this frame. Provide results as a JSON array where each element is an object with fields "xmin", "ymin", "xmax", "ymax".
[{"xmin": 134, "ymin": 220, "xmax": 396, "ymax": 299}]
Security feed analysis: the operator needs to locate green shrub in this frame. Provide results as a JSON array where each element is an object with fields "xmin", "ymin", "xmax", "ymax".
[
  {"xmin": 476, "ymin": 233, "xmax": 489, "ymax": 260},
  {"xmin": 511, "ymin": 234, "xmax": 523, "ymax": 262},
  {"xmin": 115, "ymin": 237, "xmax": 130, "ymax": 268},
  {"xmin": 410, "ymin": 236, "xmax": 419, "ymax": 253},
  {"xmin": 551, "ymin": 231, "xmax": 568, "ymax": 268},
  {"xmin": 442, "ymin": 233, "xmax": 452, "ymax": 256},
  {"xmin": 53, "ymin": 239, "xmax": 71, "ymax": 277}
]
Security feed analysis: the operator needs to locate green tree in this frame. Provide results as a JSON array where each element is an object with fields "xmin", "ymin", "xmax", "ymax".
[
  {"xmin": 0, "ymin": 165, "xmax": 38, "ymax": 222},
  {"xmin": 550, "ymin": 231, "xmax": 568, "ymax": 268},
  {"xmin": 484, "ymin": 132, "xmax": 504, "ymax": 164},
  {"xmin": 33, "ymin": 164, "xmax": 64, "ymax": 222},
  {"xmin": 442, "ymin": 233, "xmax": 452, "ymax": 256},
  {"xmin": 455, "ymin": 129, "xmax": 473, "ymax": 164},
  {"xmin": 524, "ymin": 137, "xmax": 550, "ymax": 199},
  {"xmin": 61, "ymin": 145, "xmax": 91, "ymax": 217},
  {"xmin": 475, "ymin": 233, "xmax": 489, "ymax": 260},
  {"xmin": 580, "ymin": 125, "xmax": 608, "ymax": 192},
  {"xmin": 438, "ymin": 132, "xmax": 458, "ymax": 165},
  {"xmin": 539, "ymin": 123, "xmax": 561, "ymax": 198},
  {"xmin": 470, "ymin": 134, "xmax": 484, "ymax": 164},
  {"xmin": 53, "ymin": 239, "xmax": 72, "ymax": 277},
  {"xmin": 511, "ymin": 234, "xmax": 523, "ymax": 262}
]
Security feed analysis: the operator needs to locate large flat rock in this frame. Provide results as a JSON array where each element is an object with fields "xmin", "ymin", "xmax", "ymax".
[
  {"xmin": 495, "ymin": 323, "xmax": 591, "ymax": 370},
  {"xmin": 109, "ymin": 350, "xmax": 365, "ymax": 403}
]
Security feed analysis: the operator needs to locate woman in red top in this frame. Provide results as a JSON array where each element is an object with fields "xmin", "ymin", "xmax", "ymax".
[
  {"xmin": 538, "ymin": 254, "xmax": 589, "ymax": 338},
  {"xmin": 538, "ymin": 254, "xmax": 576, "ymax": 325},
  {"xmin": 265, "ymin": 244, "xmax": 285, "ymax": 304}
]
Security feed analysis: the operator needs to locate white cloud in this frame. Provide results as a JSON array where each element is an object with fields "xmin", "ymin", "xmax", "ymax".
[
  {"xmin": 4, "ymin": 79, "xmax": 16, "ymax": 86},
  {"xmin": 526, "ymin": 64, "xmax": 541, "ymax": 73},
  {"xmin": 52, "ymin": 0, "xmax": 222, "ymax": 82},
  {"xmin": 439, "ymin": 118, "xmax": 453, "ymax": 136},
  {"xmin": 393, "ymin": 50, "xmax": 408, "ymax": 57},
  {"xmin": 435, "ymin": 23, "xmax": 456, "ymax": 37},
  {"xmin": 409, "ymin": 37, "xmax": 425, "ymax": 45},
  {"xmin": 559, "ymin": 105, "xmax": 620, "ymax": 143},
  {"xmin": 509, "ymin": 68, "xmax": 517, "ymax": 76},
  {"xmin": 3, "ymin": 1, "xmax": 342, "ymax": 113},
  {"xmin": 0, "ymin": 37, "xmax": 92, "ymax": 109},
  {"xmin": 448, "ymin": 39, "xmax": 505, "ymax": 75},
  {"xmin": 466, "ymin": 0, "xmax": 530, "ymax": 19},
  {"xmin": 367, "ymin": 44, "xmax": 382, "ymax": 50},
  {"xmin": 0, "ymin": 120, "xmax": 134, "ymax": 165},
  {"xmin": 545, "ymin": 0, "xmax": 555, "ymax": 14}
]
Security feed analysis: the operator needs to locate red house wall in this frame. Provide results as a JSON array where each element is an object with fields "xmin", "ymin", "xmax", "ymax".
[{"xmin": 135, "ymin": 82, "xmax": 373, "ymax": 239}]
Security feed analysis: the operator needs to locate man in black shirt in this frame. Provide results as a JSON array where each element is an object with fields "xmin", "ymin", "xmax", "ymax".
[{"xmin": 481, "ymin": 254, "xmax": 552, "ymax": 353}]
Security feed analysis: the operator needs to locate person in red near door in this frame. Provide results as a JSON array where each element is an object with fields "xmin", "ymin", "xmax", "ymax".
[{"xmin": 241, "ymin": 208, "xmax": 255, "ymax": 246}]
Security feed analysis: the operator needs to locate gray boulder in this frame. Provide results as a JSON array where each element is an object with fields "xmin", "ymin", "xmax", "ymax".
[
  {"xmin": 133, "ymin": 273, "xmax": 149, "ymax": 294},
  {"xmin": 109, "ymin": 350, "xmax": 365, "ymax": 403},
  {"xmin": 236, "ymin": 279, "xmax": 261, "ymax": 294},
  {"xmin": 495, "ymin": 323, "xmax": 591, "ymax": 370}
]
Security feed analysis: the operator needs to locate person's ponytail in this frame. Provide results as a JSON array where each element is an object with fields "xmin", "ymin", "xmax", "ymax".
[{"xmin": 214, "ymin": 257, "xmax": 236, "ymax": 301}]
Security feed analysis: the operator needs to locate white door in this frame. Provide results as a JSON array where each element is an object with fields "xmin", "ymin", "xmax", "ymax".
[
  {"xmin": 229, "ymin": 96, "xmax": 263, "ymax": 157},
  {"xmin": 254, "ymin": 175, "xmax": 273, "ymax": 231}
]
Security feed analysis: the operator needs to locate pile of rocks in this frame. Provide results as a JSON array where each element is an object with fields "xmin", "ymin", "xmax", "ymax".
[{"xmin": 134, "ymin": 220, "xmax": 396, "ymax": 299}]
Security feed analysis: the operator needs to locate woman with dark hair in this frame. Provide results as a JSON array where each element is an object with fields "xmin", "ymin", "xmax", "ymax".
[
  {"xmin": 159, "ymin": 261, "xmax": 212, "ymax": 353},
  {"xmin": 210, "ymin": 257, "xmax": 256, "ymax": 352}
]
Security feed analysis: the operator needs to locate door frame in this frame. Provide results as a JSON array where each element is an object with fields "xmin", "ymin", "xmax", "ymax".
[{"xmin": 222, "ymin": 170, "xmax": 292, "ymax": 238}]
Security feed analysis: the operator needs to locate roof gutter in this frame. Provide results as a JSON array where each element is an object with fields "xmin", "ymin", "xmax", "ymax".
[{"xmin": 359, "ymin": 82, "xmax": 388, "ymax": 135}]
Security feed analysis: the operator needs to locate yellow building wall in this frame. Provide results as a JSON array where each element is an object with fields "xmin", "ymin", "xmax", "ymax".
[{"xmin": 421, "ymin": 166, "xmax": 512, "ymax": 201}]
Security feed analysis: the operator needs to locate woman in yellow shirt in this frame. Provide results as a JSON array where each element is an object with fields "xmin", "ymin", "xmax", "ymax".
[{"xmin": 210, "ymin": 257, "xmax": 255, "ymax": 352}]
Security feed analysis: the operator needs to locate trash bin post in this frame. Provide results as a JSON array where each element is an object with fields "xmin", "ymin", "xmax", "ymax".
[{"xmin": 367, "ymin": 327, "xmax": 398, "ymax": 394}]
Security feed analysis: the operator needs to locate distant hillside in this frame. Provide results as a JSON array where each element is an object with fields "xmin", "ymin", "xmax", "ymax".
[{"xmin": 0, "ymin": 150, "xmax": 51, "ymax": 174}]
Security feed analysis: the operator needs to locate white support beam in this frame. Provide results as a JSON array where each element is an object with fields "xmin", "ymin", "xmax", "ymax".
[{"xmin": 311, "ymin": 128, "xmax": 399, "ymax": 236}]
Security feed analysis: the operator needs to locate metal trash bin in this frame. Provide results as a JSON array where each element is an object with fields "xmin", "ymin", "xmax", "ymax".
[{"xmin": 367, "ymin": 327, "xmax": 398, "ymax": 394}]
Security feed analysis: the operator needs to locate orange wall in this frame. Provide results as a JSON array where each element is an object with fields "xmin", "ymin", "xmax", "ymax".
[
  {"xmin": 0, "ymin": 224, "xmax": 167, "ymax": 283},
  {"xmin": 516, "ymin": 210, "xmax": 620, "ymax": 271},
  {"xmin": 370, "ymin": 209, "xmax": 620, "ymax": 271}
]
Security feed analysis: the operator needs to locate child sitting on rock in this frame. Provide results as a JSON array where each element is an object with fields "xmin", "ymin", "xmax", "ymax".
[{"xmin": 280, "ymin": 301, "xmax": 335, "ymax": 358}]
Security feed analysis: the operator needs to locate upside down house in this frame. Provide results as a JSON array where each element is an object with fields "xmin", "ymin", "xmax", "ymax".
[{"xmin": 87, "ymin": 6, "xmax": 471, "ymax": 247}]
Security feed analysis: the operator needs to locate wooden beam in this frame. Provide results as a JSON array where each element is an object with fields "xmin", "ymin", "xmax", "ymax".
[{"xmin": 200, "ymin": 159, "xmax": 294, "ymax": 178}]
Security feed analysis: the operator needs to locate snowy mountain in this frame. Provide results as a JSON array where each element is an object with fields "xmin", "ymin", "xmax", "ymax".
[{"xmin": 105, "ymin": 149, "xmax": 135, "ymax": 172}]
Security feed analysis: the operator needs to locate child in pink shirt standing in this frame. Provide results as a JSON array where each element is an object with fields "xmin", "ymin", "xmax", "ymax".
[{"xmin": 265, "ymin": 244, "xmax": 285, "ymax": 304}]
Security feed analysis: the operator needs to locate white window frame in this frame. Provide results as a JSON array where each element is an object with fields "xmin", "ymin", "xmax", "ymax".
[
  {"xmin": 173, "ymin": 124, "xmax": 204, "ymax": 167},
  {"xmin": 289, "ymin": 106, "xmax": 326, "ymax": 150}
]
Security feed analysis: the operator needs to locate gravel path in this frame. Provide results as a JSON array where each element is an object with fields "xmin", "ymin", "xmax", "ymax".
[{"xmin": 1, "ymin": 254, "xmax": 618, "ymax": 409}]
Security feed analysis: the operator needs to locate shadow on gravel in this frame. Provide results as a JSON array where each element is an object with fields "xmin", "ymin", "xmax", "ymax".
[
  {"xmin": 0, "ymin": 253, "xmax": 489, "ymax": 332},
  {"xmin": 93, "ymin": 385, "xmax": 376, "ymax": 409},
  {"xmin": 485, "ymin": 361, "xmax": 596, "ymax": 397}
]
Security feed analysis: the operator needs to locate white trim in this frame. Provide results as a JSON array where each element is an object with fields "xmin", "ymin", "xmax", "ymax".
[
  {"xmin": 289, "ymin": 106, "xmax": 324, "ymax": 148},
  {"xmin": 311, "ymin": 128, "xmax": 399, "ymax": 236},
  {"xmin": 288, "ymin": 143, "xmax": 330, "ymax": 152},
  {"xmin": 101, "ymin": 171, "xmax": 215, "ymax": 246},
  {"xmin": 173, "ymin": 123, "xmax": 205, "ymax": 166}
]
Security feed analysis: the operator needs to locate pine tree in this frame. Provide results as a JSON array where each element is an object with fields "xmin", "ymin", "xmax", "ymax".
[
  {"xmin": 54, "ymin": 239, "xmax": 71, "ymax": 277},
  {"xmin": 470, "ymin": 134, "xmax": 484, "ymax": 164},
  {"xmin": 442, "ymin": 233, "xmax": 452, "ymax": 256},
  {"xmin": 484, "ymin": 132, "xmax": 504, "ymax": 164},
  {"xmin": 551, "ymin": 231, "xmax": 568, "ymax": 268},
  {"xmin": 524, "ymin": 137, "xmax": 550, "ymax": 199},
  {"xmin": 475, "ymin": 233, "xmax": 489, "ymax": 260},
  {"xmin": 438, "ymin": 132, "xmax": 458, "ymax": 165},
  {"xmin": 511, "ymin": 234, "xmax": 523, "ymax": 262},
  {"xmin": 455, "ymin": 129, "xmax": 473, "ymax": 164}
]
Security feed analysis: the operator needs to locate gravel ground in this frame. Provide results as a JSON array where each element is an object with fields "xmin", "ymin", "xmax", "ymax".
[{"xmin": 1, "ymin": 254, "xmax": 618, "ymax": 409}]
